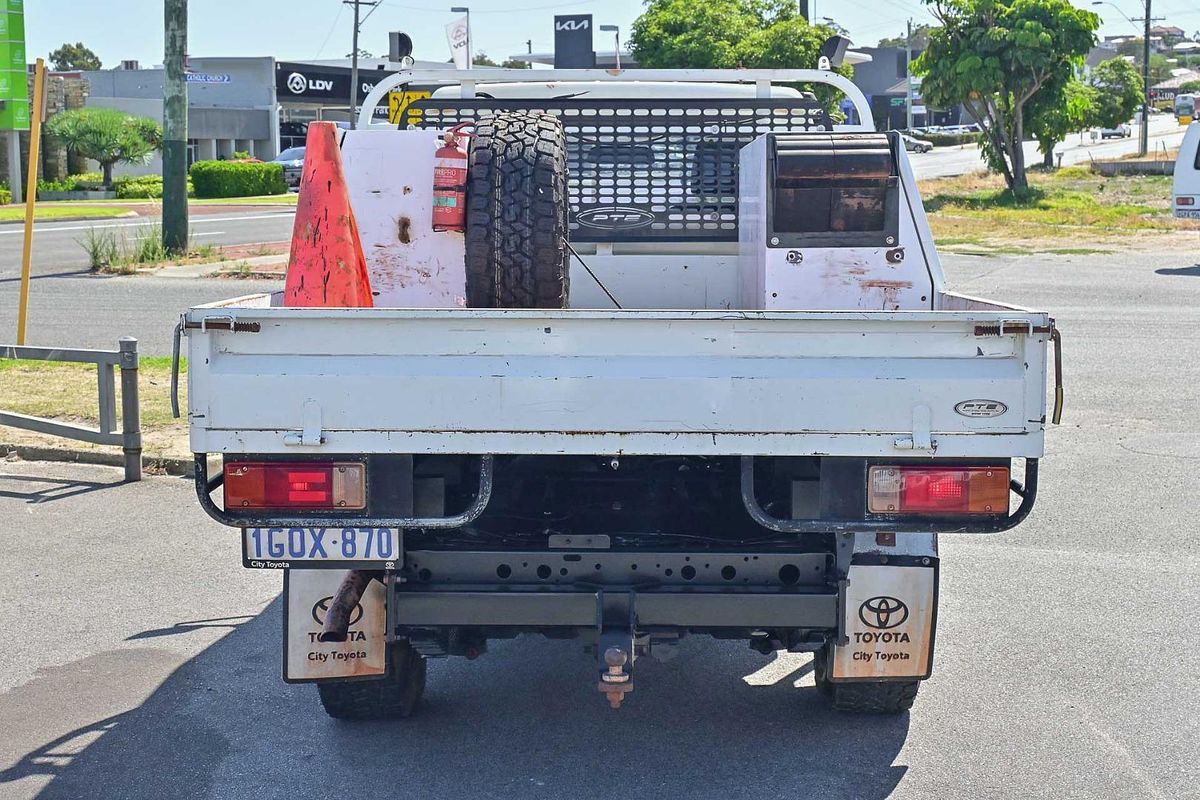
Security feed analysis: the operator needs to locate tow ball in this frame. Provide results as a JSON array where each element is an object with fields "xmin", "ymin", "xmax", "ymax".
[{"xmin": 597, "ymin": 647, "xmax": 633, "ymax": 709}]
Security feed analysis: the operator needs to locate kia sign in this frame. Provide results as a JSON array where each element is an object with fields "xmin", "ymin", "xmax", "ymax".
[{"xmin": 554, "ymin": 14, "xmax": 594, "ymax": 69}]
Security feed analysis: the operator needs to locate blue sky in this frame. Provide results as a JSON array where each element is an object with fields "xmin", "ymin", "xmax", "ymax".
[{"xmin": 25, "ymin": 0, "xmax": 1200, "ymax": 69}]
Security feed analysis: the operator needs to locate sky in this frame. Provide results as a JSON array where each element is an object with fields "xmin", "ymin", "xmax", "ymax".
[{"xmin": 25, "ymin": 0, "xmax": 1200, "ymax": 70}]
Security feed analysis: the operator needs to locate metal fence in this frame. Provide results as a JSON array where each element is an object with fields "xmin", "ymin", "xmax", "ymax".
[{"xmin": 0, "ymin": 337, "xmax": 142, "ymax": 481}]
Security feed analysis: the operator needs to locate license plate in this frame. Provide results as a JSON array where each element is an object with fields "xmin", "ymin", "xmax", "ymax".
[
  {"xmin": 1176, "ymin": 209, "xmax": 1200, "ymax": 219},
  {"xmin": 242, "ymin": 527, "xmax": 402, "ymax": 569}
]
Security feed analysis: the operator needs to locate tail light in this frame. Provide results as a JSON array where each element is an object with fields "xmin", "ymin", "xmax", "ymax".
[
  {"xmin": 868, "ymin": 466, "xmax": 1009, "ymax": 515},
  {"xmin": 1177, "ymin": 196, "xmax": 1195, "ymax": 206},
  {"xmin": 224, "ymin": 461, "xmax": 366, "ymax": 510}
]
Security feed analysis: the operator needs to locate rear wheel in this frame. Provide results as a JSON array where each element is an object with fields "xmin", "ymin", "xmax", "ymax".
[
  {"xmin": 316, "ymin": 640, "xmax": 427, "ymax": 720},
  {"xmin": 465, "ymin": 111, "xmax": 570, "ymax": 309},
  {"xmin": 812, "ymin": 644, "xmax": 919, "ymax": 714}
]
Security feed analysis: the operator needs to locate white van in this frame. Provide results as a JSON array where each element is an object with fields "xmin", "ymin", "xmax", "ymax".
[{"xmin": 1174, "ymin": 122, "xmax": 1200, "ymax": 219}]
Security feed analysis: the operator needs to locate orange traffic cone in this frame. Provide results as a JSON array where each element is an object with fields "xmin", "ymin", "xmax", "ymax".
[{"xmin": 283, "ymin": 122, "xmax": 374, "ymax": 308}]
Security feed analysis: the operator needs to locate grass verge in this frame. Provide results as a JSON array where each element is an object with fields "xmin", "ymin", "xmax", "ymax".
[
  {"xmin": 0, "ymin": 204, "xmax": 133, "ymax": 223},
  {"xmin": 921, "ymin": 167, "xmax": 1199, "ymax": 253},
  {"xmin": 0, "ymin": 357, "xmax": 189, "ymax": 461}
]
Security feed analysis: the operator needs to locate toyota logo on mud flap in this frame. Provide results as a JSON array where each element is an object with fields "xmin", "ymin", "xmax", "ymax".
[
  {"xmin": 312, "ymin": 596, "xmax": 363, "ymax": 627},
  {"xmin": 859, "ymin": 596, "xmax": 909, "ymax": 629},
  {"xmin": 286, "ymin": 72, "xmax": 308, "ymax": 94}
]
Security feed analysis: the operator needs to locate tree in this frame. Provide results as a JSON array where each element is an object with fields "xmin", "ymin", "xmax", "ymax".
[
  {"xmin": 1089, "ymin": 57, "xmax": 1144, "ymax": 128},
  {"xmin": 1027, "ymin": 76, "xmax": 1097, "ymax": 167},
  {"xmin": 1180, "ymin": 80, "xmax": 1200, "ymax": 95},
  {"xmin": 629, "ymin": 0, "xmax": 852, "ymax": 108},
  {"xmin": 49, "ymin": 42, "xmax": 101, "ymax": 71},
  {"xmin": 472, "ymin": 52, "xmax": 500, "ymax": 66},
  {"xmin": 500, "ymin": 58, "xmax": 531, "ymax": 69},
  {"xmin": 914, "ymin": 0, "xmax": 1099, "ymax": 192},
  {"xmin": 877, "ymin": 23, "xmax": 931, "ymax": 50},
  {"xmin": 44, "ymin": 108, "xmax": 162, "ymax": 189}
]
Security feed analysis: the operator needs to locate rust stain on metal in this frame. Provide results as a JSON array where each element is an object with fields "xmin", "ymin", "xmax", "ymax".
[
  {"xmin": 397, "ymin": 216, "xmax": 413, "ymax": 244},
  {"xmin": 860, "ymin": 279, "xmax": 913, "ymax": 289}
]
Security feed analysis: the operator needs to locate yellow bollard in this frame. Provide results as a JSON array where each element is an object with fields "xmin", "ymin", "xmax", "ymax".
[{"xmin": 16, "ymin": 57, "xmax": 47, "ymax": 346}]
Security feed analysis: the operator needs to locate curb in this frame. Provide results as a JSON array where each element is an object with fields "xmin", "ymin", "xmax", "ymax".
[{"xmin": 1, "ymin": 442, "xmax": 195, "ymax": 477}]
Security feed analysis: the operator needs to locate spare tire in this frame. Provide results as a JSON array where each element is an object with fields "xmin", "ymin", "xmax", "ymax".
[{"xmin": 465, "ymin": 111, "xmax": 569, "ymax": 308}]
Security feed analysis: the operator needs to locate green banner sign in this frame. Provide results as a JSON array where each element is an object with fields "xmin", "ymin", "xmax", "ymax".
[{"xmin": 1, "ymin": 0, "xmax": 25, "ymax": 130}]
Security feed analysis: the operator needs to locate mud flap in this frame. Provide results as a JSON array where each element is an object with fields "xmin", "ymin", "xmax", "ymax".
[
  {"xmin": 283, "ymin": 569, "xmax": 388, "ymax": 683},
  {"xmin": 832, "ymin": 563, "xmax": 937, "ymax": 681}
]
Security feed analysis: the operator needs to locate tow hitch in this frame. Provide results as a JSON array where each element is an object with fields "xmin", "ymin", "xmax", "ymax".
[{"xmin": 598, "ymin": 647, "xmax": 633, "ymax": 709}]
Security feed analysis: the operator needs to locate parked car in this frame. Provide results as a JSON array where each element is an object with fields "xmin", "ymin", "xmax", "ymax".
[
  {"xmin": 1101, "ymin": 123, "xmax": 1131, "ymax": 139},
  {"xmin": 901, "ymin": 133, "xmax": 933, "ymax": 153},
  {"xmin": 272, "ymin": 146, "xmax": 306, "ymax": 189},
  {"xmin": 1173, "ymin": 122, "xmax": 1199, "ymax": 219}
]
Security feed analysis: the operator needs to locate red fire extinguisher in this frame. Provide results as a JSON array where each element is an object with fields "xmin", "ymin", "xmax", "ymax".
[{"xmin": 432, "ymin": 123, "xmax": 474, "ymax": 232}]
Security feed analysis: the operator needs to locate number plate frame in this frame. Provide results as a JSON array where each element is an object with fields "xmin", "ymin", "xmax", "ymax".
[{"xmin": 241, "ymin": 527, "xmax": 404, "ymax": 569}]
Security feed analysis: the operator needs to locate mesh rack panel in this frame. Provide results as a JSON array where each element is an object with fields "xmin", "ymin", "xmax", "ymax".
[{"xmin": 401, "ymin": 98, "xmax": 831, "ymax": 242}]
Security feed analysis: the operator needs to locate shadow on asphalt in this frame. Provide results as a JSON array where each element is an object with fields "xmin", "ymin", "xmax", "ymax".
[
  {"xmin": 0, "ymin": 599, "xmax": 910, "ymax": 799},
  {"xmin": 125, "ymin": 615, "xmax": 258, "ymax": 641},
  {"xmin": 1154, "ymin": 264, "xmax": 1200, "ymax": 277},
  {"xmin": 0, "ymin": 473, "xmax": 124, "ymax": 504}
]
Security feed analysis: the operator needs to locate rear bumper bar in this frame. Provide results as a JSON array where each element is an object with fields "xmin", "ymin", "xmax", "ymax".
[{"xmin": 392, "ymin": 589, "xmax": 838, "ymax": 629}]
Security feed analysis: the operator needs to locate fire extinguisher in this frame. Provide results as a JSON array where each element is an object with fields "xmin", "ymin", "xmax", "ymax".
[{"xmin": 432, "ymin": 123, "xmax": 474, "ymax": 232}]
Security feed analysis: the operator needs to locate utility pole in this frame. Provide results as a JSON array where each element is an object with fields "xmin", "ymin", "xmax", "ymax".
[
  {"xmin": 1139, "ymin": 0, "xmax": 1151, "ymax": 157},
  {"xmin": 345, "ymin": 0, "xmax": 380, "ymax": 129},
  {"xmin": 905, "ymin": 18, "xmax": 914, "ymax": 131},
  {"xmin": 163, "ymin": 0, "xmax": 188, "ymax": 254}
]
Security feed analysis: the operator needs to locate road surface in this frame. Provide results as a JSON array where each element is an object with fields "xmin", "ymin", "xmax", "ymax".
[
  {"xmin": 0, "ymin": 209, "xmax": 295, "ymax": 278},
  {"xmin": 910, "ymin": 114, "xmax": 1186, "ymax": 179},
  {"xmin": 0, "ymin": 248, "xmax": 1197, "ymax": 799}
]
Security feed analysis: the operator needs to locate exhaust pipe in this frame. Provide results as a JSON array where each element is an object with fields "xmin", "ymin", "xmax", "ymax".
[{"xmin": 317, "ymin": 569, "xmax": 381, "ymax": 642}]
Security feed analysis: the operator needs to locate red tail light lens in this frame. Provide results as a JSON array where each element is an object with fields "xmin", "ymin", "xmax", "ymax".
[
  {"xmin": 224, "ymin": 462, "xmax": 366, "ymax": 510},
  {"xmin": 868, "ymin": 466, "xmax": 1009, "ymax": 515},
  {"xmin": 1177, "ymin": 196, "xmax": 1196, "ymax": 206}
]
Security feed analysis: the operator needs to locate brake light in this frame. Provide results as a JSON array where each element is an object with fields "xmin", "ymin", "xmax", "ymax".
[
  {"xmin": 868, "ymin": 466, "xmax": 1009, "ymax": 515},
  {"xmin": 1177, "ymin": 196, "xmax": 1195, "ymax": 206},
  {"xmin": 224, "ymin": 462, "xmax": 366, "ymax": 510}
]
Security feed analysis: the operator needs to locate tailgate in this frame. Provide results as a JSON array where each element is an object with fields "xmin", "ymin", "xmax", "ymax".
[{"xmin": 184, "ymin": 299, "xmax": 1051, "ymax": 459}]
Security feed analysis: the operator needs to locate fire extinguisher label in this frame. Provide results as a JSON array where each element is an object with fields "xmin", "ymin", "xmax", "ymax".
[{"xmin": 433, "ymin": 195, "xmax": 459, "ymax": 207}]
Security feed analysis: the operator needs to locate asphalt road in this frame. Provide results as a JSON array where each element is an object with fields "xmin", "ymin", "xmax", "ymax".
[
  {"xmin": 1, "ymin": 246, "xmax": 1198, "ymax": 798},
  {"xmin": 0, "ymin": 209, "xmax": 296, "ymax": 277},
  {"xmin": 910, "ymin": 113, "xmax": 1187, "ymax": 179},
  {"xmin": 0, "ymin": 274, "xmax": 280, "ymax": 356}
]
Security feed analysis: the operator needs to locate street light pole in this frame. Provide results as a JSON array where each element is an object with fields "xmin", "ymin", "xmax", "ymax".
[
  {"xmin": 905, "ymin": 18, "xmax": 914, "ymax": 131},
  {"xmin": 600, "ymin": 25, "xmax": 621, "ymax": 69}
]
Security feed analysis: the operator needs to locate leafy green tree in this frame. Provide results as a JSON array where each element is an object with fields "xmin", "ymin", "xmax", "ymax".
[
  {"xmin": 49, "ymin": 42, "xmax": 102, "ymax": 71},
  {"xmin": 1088, "ymin": 57, "xmax": 1144, "ymax": 128},
  {"xmin": 1179, "ymin": 80, "xmax": 1200, "ymax": 94},
  {"xmin": 45, "ymin": 108, "xmax": 162, "ymax": 189},
  {"xmin": 630, "ymin": 0, "xmax": 851, "ymax": 107},
  {"xmin": 914, "ymin": 0, "xmax": 1099, "ymax": 192},
  {"xmin": 1027, "ymin": 76, "xmax": 1097, "ymax": 168},
  {"xmin": 877, "ymin": 23, "xmax": 931, "ymax": 50}
]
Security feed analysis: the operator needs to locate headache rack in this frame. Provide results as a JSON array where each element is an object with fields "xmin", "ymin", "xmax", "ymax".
[{"xmin": 400, "ymin": 97, "xmax": 830, "ymax": 242}]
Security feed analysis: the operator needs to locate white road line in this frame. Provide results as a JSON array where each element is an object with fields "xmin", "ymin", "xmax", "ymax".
[{"xmin": 0, "ymin": 212, "xmax": 295, "ymax": 236}]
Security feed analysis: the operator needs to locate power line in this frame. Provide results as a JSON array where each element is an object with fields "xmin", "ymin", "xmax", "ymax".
[{"xmin": 315, "ymin": 4, "xmax": 346, "ymax": 58}]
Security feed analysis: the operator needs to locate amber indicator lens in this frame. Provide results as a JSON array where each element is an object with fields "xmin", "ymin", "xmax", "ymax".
[
  {"xmin": 223, "ymin": 462, "xmax": 366, "ymax": 510},
  {"xmin": 868, "ymin": 466, "xmax": 1009, "ymax": 515}
]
